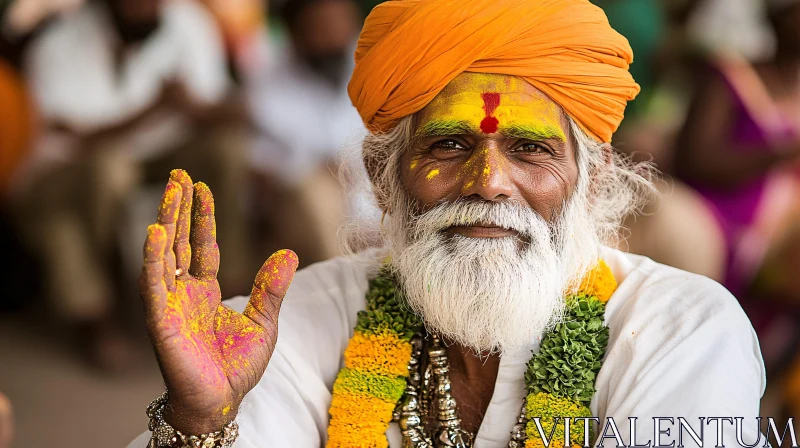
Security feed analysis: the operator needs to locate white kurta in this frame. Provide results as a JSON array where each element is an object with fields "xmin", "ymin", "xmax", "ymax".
[{"xmin": 129, "ymin": 248, "xmax": 765, "ymax": 447}]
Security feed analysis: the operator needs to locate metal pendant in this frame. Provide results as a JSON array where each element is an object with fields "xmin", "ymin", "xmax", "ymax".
[
  {"xmin": 395, "ymin": 333, "xmax": 474, "ymax": 448},
  {"xmin": 398, "ymin": 336, "xmax": 433, "ymax": 447},
  {"xmin": 507, "ymin": 405, "xmax": 528, "ymax": 448},
  {"xmin": 429, "ymin": 335, "xmax": 472, "ymax": 448}
]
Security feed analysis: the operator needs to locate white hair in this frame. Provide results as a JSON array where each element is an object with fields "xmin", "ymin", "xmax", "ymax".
[{"xmin": 337, "ymin": 115, "xmax": 656, "ymax": 354}]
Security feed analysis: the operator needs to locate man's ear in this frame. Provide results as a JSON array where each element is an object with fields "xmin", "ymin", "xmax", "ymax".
[
  {"xmin": 362, "ymin": 149, "xmax": 391, "ymax": 215},
  {"xmin": 362, "ymin": 114, "xmax": 417, "ymax": 215},
  {"xmin": 362, "ymin": 150, "xmax": 381, "ymax": 191}
]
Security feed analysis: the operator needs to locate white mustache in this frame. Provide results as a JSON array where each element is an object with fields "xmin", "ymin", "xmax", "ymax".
[{"xmin": 407, "ymin": 199, "xmax": 549, "ymax": 242}]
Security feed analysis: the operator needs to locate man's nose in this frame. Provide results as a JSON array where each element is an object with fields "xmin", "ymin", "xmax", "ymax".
[{"xmin": 460, "ymin": 144, "xmax": 515, "ymax": 201}]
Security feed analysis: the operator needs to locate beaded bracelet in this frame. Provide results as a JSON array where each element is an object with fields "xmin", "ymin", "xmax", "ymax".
[{"xmin": 146, "ymin": 391, "xmax": 239, "ymax": 448}]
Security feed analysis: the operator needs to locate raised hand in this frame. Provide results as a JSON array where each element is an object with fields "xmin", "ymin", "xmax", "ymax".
[{"xmin": 139, "ymin": 170, "xmax": 298, "ymax": 434}]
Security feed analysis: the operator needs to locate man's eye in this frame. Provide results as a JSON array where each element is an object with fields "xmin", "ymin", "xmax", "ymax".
[
  {"xmin": 431, "ymin": 139, "xmax": 466, "ymax": 150},
  {"xmin": 515, "ymin": 142, "xmax": 550, "ymax": 154}
]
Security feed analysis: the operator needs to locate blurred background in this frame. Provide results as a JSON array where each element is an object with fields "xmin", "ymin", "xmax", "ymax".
[{"xmin": 0, "ymin": 0, "xmax": 797, "ymax": 446}]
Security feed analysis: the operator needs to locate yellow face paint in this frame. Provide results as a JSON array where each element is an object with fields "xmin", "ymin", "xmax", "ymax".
[
  {"xmin": 411, "ymin": 74, "xmax": 568, "ymax": 193},
  {"xmin": 416, "ymin": 74, "xmax": 566, "ymax": 142},
  {"xmin": 455, "ymin": 144, "xmax": 499, "ymax": 189}
]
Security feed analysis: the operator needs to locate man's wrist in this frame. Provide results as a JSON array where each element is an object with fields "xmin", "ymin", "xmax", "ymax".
[
  {"xmin": 162, "ymin": 404, "xmax": 238, "ymax": 436},
  {"xmin": 147, "ymin": 392, "xmax": 239, "ymax": 448}
]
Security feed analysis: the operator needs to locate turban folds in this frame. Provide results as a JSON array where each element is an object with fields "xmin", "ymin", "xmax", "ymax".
[{"xmin": 348, "ymin": 0, "xmax": 640, "ymax": 143}]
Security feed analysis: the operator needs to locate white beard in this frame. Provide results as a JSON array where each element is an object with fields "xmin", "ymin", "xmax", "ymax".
[{"xmin": 387, "ymin": 190, "xmax": 600, "ymax": 355}]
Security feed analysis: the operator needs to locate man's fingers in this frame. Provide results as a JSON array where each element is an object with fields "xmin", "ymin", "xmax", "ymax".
[
  {"xmin": 140, "ymin": 224, "xmax": 169, "ymax": 317},
  {"xmin": 156, "ymin": 180, "xmax": 182, "ymax": 291},
  {"xmin": 188, "ymin": 182, "xmax": 220, "ymax": 280},
  {"xmin": 243, "ymin": 250, "xmax": 299, "ymax": 331},
  {"xmin": 171, "ymin": 169, "xmax": 194, "ymax": 275}
]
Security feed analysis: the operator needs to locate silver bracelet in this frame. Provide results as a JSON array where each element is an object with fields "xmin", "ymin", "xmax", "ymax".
[{"xmin": 146, "ymin": 391, "xmax": 239, "ymax": 448}]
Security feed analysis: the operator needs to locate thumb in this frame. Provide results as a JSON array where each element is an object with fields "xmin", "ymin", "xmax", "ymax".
[{"xmin": 243, "ymin": 250, "xmax": 299, "ymax": 331}]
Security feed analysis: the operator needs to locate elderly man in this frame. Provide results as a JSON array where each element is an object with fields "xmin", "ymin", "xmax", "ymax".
[{"xmin": 130, "ymin": 0, "xmax": 764, "ymax": 447}]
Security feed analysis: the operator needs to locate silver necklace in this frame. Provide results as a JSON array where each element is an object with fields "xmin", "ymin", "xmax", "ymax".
[{"xmin": 394, "ymin": 334, "xmax": 473, "ymax": 447}]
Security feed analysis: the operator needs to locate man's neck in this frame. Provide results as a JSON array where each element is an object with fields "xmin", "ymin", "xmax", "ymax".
[{"xmin": 443, "ymin": 339, "xmax": 502, "ymax": 435}]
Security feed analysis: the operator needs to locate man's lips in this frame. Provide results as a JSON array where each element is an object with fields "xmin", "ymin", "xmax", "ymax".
[{"xmin": 444, "ymin": 224, "xmax": 520, "ymax": 238}]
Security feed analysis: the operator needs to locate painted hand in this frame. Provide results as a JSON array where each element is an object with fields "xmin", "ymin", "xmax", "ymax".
[{"xmin": 139, "ymin": 170, "xmax": 298, "ymax": 434}]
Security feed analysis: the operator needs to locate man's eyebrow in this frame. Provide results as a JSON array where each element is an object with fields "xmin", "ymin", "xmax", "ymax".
[
  {"xmin": 415, "ymin": 119, "xmax": 477, "ymax": 137},
  {"xmin": 500, "ymin": 124, "xmax": 566, "ymax": 141}
]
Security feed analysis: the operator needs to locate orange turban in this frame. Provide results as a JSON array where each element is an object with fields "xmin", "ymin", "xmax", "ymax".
[{"xmin": 348, "ymin": 0, "xmax": 640, "ymax": 143}]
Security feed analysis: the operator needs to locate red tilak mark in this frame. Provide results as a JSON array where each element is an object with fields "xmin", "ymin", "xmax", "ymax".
[{"xmin": 479, "ymin": 92, "xmax": 500, "ymax": 134}]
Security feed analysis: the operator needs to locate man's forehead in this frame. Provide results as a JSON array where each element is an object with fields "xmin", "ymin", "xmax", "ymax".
[{"xmin": 415, "ymin": 73, "xmax": 568, "ymax": 140}]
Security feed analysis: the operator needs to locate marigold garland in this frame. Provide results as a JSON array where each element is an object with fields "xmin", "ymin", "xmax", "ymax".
[
  {"xmin": 326, "ymin": 269, "xmax": 423, "ymax": 447},
  {"xmin": 524, "ymin": 392, "xmax": 592, "ymax": 448},
  {"xmin": 577, "ymin": 260, "xmax": 617, "ymax": 303},
  {"xmin": 343, "ymin": 331, "xmax": 414, "ymax": 377},
  {"xmin": 326, "ymin": 262, "xmax": 617, "ymax": 447}
]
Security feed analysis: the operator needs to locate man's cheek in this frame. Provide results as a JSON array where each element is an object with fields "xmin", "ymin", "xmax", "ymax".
[
  {"xmin": 519, "ymin": 179, "xmax": 570, "ymax": 222},
  {"xmin": 405, "ymin": 166, "xmax": 461, "ymax": 210}
]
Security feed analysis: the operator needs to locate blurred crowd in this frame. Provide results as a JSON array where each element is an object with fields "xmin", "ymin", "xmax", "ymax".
[{"xmin": 0, "ymin": 0, "xmax": 797, "ymax": 445}]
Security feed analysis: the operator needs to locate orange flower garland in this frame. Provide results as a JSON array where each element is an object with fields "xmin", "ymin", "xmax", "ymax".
[{"xmin": 326, "ymin": 270, "xmax": 423, "ymax": 447}]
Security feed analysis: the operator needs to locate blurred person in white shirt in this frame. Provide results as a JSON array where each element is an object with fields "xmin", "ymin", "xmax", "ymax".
[
  {"xmin": 246, "ymin": 0, "xmax": 368, "ymax": 265},
  {"xmin": 10, "ymin": 0, "xmax": 243, "ymax": 371}
]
